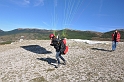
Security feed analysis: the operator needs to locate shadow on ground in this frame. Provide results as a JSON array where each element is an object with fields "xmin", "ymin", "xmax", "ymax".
[
  {"xmin": 21, "ymin": 45, "xmax": 52, "ymax": 54},
  {"xmin": 37, "ymin": 57, "xmax": 57, "ymax": 67},
  {"xmin": 91, "ymin": 48, "xmax": 112, "ymax": 52}
]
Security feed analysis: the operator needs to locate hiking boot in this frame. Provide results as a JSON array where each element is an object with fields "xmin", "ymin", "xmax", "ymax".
[
  {"xmin": 56, "ymin": 64, "xmax": 60, "ymax": 68},
  {"xmin": 63, "ymin": 61, "xmax": 66, "ymax": 65}
]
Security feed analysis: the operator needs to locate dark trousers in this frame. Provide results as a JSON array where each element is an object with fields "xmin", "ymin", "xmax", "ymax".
[{"xmin": 56, "ymin": 51, "xmax": 65, "ymax": 64}]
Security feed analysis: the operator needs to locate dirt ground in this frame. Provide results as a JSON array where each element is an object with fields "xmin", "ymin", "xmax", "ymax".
[{"xmin": 0, "ymin": 40, "xmax": 124, "ymax": 82}]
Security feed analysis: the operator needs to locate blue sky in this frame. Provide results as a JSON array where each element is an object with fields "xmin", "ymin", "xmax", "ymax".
[{"xmin": 0, "ymin": 0, "xmax": 124, "ymax": 32}]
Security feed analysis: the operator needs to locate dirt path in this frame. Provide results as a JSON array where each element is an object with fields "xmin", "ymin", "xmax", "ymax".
[{"xmin": 0, "ymin": 40, "xmax": 124, "ymax": 82}]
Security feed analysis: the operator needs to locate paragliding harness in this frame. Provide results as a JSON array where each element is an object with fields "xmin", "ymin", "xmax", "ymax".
[{"xmin": 60, "ymin": 38, "xmax": 68, "ymax": 55}]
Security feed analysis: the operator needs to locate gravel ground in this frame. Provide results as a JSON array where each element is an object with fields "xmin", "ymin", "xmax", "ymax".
[{"xmin": 0, "ymin": 40, "xmax": 124, "ymax": 82}]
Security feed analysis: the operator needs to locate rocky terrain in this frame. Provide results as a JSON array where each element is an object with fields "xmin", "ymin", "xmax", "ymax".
[{"xmin": 0, "ymin": 39, "xmax": 124, "ymax": 82}]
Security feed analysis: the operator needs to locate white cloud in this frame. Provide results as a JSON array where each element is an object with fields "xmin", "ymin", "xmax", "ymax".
[
  {"xmin": 54, "ymin": 0, "xmax": 57, "ymax": 7},
  {"xmin": 34, "ymin": 0, "xmax": 44, "ymax": 6},
  {"xmin": 99, "ymin": 0, "xmax": 103, "ymax": 13},
  {"xmin": 10, "ymin": 0, "xmax": 44, "ymax": 7},
  {"xmin": 42, "ymin": 21, "xmax": 50, "ymax": 27},
  {"xmin": 10, "ymin": 0, "xmax": 30, "ymax": 6},
  {"xmin": 24, "ymin": 0, "xmax": 30, "ymax": 4}
]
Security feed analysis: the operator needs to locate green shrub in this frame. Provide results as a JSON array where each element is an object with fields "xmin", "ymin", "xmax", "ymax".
[{"xmin": 0, "ymin": 41, "xmax": 12, "ymax": 45}]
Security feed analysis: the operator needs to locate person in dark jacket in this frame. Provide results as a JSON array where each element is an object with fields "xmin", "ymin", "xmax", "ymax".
[
  {"xmin": 112, "ymin": 30, "xmax": 121, "ymax": 51},
  {"xmin": 49, "ymin": 34, "xmax": 66, "ymax": 68}
]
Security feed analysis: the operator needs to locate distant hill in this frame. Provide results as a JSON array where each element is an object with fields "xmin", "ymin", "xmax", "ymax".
[
  {"xmin": 100, "ymin": 29, "xmax": 124, "ymax": 41},
  {"xmin": 0, "ymin": 29, "xmax": 4, "ymax": 32},
  {"xmin": 0, "ymin": 28, "xmax": 53, "ymax": 41},
  {"xmin": 0, "ymin": 29, "xmax": 4, "ymax": 35},
  {"xmin": 55, "ymin": 29, "xmax": 102, "ymax": 40},
  {"xmin": 0, "ymin": 28, "xmax": 53, "ymax": 36},
  {"xmin": 0, "ymin": 28, "xmax": 124, "ymax": 43}
]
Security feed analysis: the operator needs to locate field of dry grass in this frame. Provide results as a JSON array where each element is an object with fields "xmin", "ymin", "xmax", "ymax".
[{"xmin": 0, "ymin": 40, "xmax": 124, "ymax": 82}]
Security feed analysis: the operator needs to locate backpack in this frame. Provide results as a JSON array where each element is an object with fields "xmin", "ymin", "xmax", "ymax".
[{"xmin": 60, "ymin": 39, "xmax": 68, "ymax": 54}]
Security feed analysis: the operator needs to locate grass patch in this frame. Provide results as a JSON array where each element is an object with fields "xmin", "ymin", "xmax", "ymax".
[{"xmin": 0, "ymin": 41, "xmax": 13, "ymax": 45}]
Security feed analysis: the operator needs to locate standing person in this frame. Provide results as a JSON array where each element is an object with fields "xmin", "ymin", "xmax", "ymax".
[
  {"xmin": 49, "ymin": 34, "xmax": 66, "ymax": 68},
  {"xmin": 112, "ymin": 30, "xmax": 121, "ymax": 51}
]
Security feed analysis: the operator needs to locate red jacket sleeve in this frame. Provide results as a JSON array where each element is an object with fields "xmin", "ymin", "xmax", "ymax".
[
  {"xmin": 116, "ymin": 32, "xmax": 121, "ymax": 42},
  {"xmin": 112, "ymin": 34, "xmax": 114, "ymax": 41}
]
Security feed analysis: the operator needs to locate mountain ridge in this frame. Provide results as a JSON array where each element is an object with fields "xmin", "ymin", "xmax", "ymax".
[{"xmin": 0, "ymin": 28, "xmax": 124, "ymax": 42}]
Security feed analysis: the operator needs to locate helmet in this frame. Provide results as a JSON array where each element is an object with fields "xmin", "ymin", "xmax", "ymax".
[{"xmin": 49, "ymin": 34, "xmax": 55, "ymax": 39}]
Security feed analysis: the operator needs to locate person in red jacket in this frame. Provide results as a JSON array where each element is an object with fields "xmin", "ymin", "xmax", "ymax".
[
  {"xmin": 112, "ymin": 30, "xmax": 121, "ymax": 51},
  {"xmin": 49, "ymin": 34, "xmax": 66, "ymax": 68}
]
